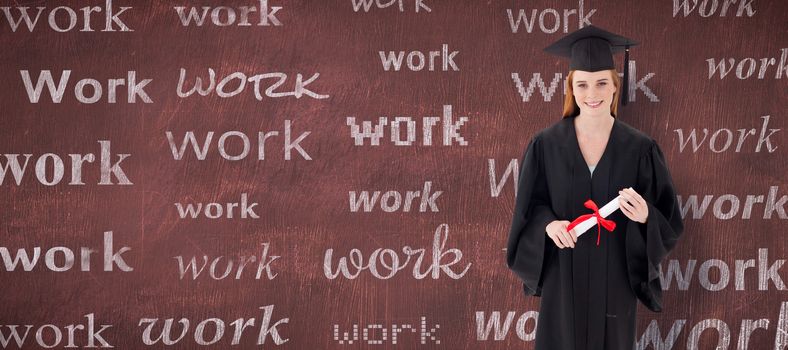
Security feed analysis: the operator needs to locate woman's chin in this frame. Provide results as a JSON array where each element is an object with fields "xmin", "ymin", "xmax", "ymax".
[{"xmin": 579, "ymin": 108, "xmax": 610, "ymax": 117}]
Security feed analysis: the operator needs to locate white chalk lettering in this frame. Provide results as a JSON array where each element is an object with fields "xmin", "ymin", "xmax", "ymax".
[
  {"xmin": 512, "ymin": 62, "xmax": 658, "ymax": 103},
  {"xmin": 349, "ymin": 181, "xmax": 442, "ymax": 212},
  {"xmin": 506, "ymin": 0, "xmax": 595, "ymax": 33},
  {"xmin": 673, "ymin": 116, "xmax": 780, "ymax": 153},
  {"xmin": 138, "ymin": 305, "xmax": 288, "ymax": 346},
  {"xmin": 706, "ymin": 49, "xmax": 786, "ymax": 79},
  {"xmin": 173, "ymin": 0, "xmax": 283, "ymax": 27},
  {"xmin": 1, "ymin": 0, "xmax": 132, "ymax": 32},
  {"xmin": 174, "ymin": 243, "xmax": 279, "ymax": 280},
  {"xmin": 379, "ymin": 44, "xmax": 458, "ymax": 71},
  {"xmin": 0, "ymin": 231, "xmax": 132, "ymax": 272},
  {"xmin": 346, "ymin": 105, "xmax": 468, "ymax": 146},
  {"xmin": 351, "ymin": 0, "xmax": 431, "ymax": 13},
  {"xmin": 175, "ymin": 193, "xmax": 259, "ymax": 219},
  {"xmin": 323, "ymin": 223, "xmax": 470, "ymax": 280},
  {"xmin": 20, "ymin": 70, "xmax": 151, "ymax": 104},
  {"xmin": 673, "ymin": 0, "xmax": 756, "ymax": 17},
  {"xmin": 177, "ymin": 68, "xmax": 328, "ymax": 100},
  {"xmin": 677, "ymin": 186, "xmax": 785, "ymax": 220},
  {"xmin": 0, "ymin": 140, "xmax": 131, "ymax": 186},
  {"xmin": 0, "ymin": 314, "xmax": 112, "ymax": 348},
  {"xmin": 165, "ymin": 124, "xmax": 311, "ymax": 161},
  {"xmin": 333, "ymin": 316, "xmax": 439, "ymax": 345}
]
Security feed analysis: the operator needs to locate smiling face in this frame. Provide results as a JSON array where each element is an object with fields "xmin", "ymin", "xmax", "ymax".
[{"xmin": 570, "ymin": 70, "xmax": 618, "ymax": 117}]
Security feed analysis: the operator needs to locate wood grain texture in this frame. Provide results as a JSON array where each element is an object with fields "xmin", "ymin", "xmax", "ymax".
[{"xmin": 0, "ymin": 0, "xmax": 786, "ymax": 348}]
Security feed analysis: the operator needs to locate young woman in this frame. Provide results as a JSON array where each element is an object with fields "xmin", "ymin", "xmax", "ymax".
[{"xmin": 506, "ymin": 25, "xmax": 685, "ymax": 350}]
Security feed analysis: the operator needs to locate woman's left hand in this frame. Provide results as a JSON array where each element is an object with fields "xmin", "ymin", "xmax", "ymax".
[{"xmin": 618, "ymin": 187, "xmax": 648, "ymax": 224}]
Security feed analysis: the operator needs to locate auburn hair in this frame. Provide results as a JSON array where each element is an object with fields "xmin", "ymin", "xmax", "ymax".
[{"xmin": 562, "ymin": 69, "xmax": 621, "ymax": 119}]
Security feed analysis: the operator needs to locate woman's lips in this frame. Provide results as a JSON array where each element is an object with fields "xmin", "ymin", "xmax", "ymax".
[{"xmin": 584, "ymin": 101, "xmax": 603, "ymax": 108}]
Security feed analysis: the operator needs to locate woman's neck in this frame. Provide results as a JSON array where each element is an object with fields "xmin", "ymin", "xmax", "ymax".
[{"xmin": 574, "ymin": 113, "xmax": 614, "ymax": 135}]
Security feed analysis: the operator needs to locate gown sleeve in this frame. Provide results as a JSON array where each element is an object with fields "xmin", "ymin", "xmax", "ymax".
[
  {"xmin": 625, "ymin": 140, "xmax": 685, "ymax": 312},
  {"xmin": 506, "ymin": 135, "xmax": 558, "ymax": 297}
]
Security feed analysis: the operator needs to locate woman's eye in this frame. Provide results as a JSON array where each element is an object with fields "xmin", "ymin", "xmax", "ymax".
[
  {"xmin": 577, "ymin": 84, "xmax": 586, "ymax": 88},
  {"xmin": 598, "ymin": 82, "xmax": 607, "ymax": 86}
]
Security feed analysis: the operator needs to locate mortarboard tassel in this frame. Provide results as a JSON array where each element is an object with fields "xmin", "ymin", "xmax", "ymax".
[{"xmin": 622, "ymin": 45, "xmax": 630, "ymax": 106}]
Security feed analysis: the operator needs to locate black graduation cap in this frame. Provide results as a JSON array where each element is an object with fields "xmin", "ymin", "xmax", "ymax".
[{"xmin": 543, "ymin": 25, "xmax": 639, "ymax": 105}]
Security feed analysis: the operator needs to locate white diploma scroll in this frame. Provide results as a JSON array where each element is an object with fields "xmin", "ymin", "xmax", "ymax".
[{"xmin": 572, "ymin": 195, "xmax": 622, "ymax": 237}]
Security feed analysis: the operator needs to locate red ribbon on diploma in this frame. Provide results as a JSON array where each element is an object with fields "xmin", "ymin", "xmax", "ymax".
[{"xmin": 566, "ymin": 199, "xmax": 617, "ymax": 246}]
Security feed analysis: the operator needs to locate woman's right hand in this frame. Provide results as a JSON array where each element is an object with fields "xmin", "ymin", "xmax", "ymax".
[{"xmin": 546, "ymin": 220, "xmax": 577, "ymax": 249}]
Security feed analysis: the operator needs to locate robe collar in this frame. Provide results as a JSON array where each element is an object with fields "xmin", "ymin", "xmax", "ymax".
[{"xmin": 566, "ymin": 115, "xmax": 619, "ymax": 177}]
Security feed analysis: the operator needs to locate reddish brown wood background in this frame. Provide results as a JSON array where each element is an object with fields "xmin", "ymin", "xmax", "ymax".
[{"xmin": 1, "ymin": 0, "xmax": 786, "ymax": 349}]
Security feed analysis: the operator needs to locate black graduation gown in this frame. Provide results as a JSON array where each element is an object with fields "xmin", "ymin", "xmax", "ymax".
[{"xmin": 506, "ymin": 116, "xmax": 684, "ymax": 350}]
